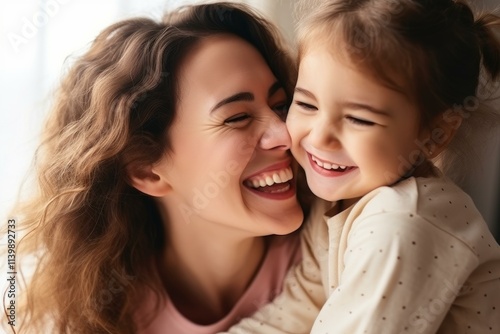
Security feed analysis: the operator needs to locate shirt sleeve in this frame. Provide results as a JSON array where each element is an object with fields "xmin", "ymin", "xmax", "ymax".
[
  {"xmin": 220, "ymin": 210, "xmax": 327, "ymax": 334},
  {"xmin": 311, "ymin": 211, "xmax": 478, "ymax": 334}
]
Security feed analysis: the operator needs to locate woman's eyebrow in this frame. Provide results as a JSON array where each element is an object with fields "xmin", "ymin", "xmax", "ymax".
[
  {"xmin": 211, "ymin": 92, "xmax": 254, "ymax": 113},
  {"xmin": 210, "ymin": 81, "xmax": 283, "ymax": 113}
]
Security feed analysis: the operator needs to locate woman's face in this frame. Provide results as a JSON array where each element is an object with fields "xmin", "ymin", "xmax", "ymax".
[{"xmin": 155, "ymin": 34, "xmax": 303, "ymax": 236}]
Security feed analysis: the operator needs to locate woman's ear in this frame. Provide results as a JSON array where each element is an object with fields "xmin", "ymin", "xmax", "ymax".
[
  {"xmin": 420, "ymin": 109, "xmax": 463, "ymax": 159},
  {"xmin": 127, "ymin": 162, "xmax": 172, "ymax": 197}
]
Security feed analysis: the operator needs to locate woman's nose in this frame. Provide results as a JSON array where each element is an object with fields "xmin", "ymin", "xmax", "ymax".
[{"xmin": 259, "ymin": 114, "xmax": 291, "ymax": 151}]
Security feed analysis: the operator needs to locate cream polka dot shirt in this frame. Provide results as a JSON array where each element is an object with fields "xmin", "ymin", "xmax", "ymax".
[{"xmin": 224, "ymin": 175, "xmax": 500, "ymax": 333}]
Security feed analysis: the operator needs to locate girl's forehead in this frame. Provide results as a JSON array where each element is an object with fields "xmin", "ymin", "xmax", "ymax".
[{"xmin": 298, "ymin": 42, "xmax": 417, "ymax": 106}]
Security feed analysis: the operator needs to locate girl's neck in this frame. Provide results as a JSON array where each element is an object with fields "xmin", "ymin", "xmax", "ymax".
[{"xmin": 156, "ymin": 204, "xmax": 266, "ymax": 324}]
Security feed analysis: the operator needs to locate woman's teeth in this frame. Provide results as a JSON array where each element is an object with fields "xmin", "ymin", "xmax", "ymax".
[
  {"xmin": 245, "ymin": 167, "xmax": 293, "ymax": 188},
  {"xmin": 311, "ymin": 155, "xmax": 348, "ymax": 171}
]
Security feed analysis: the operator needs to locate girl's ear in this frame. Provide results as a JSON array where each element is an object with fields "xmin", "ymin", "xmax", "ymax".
[
  {"xmin": 420, "ymin": 109, "xmax": 463, "ymax": 159},
  {"xmin": 127, "ymin": 163, "xmax": 172, "ymax": 197}
]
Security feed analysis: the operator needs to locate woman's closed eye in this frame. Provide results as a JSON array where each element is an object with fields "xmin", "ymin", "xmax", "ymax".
[
  {"xmin": 224, "ymin": 113, "xmax": 251, "ymax": 125},
  {"xmin": 345, "ymin": 115, "xmax": 375, "ymax": 126}
]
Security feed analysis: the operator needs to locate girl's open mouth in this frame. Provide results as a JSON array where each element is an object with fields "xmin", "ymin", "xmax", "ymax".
[{"xmin": 308, "ymin": 153, "xmax": 357, "ymax": 176}]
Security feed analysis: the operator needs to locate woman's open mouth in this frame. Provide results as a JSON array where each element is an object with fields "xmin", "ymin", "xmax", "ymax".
[{"xmin": 243, "ymin": 166, "xmax": 296, "ymax": 199}]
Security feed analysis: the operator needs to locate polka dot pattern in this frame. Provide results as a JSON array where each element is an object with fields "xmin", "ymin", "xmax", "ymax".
[{"xmin": 226, "ymin": 176, "xmax": 500, "ymax": 334}]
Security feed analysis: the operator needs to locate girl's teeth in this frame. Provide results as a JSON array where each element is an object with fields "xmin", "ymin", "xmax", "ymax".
[{"xmin": 312, "ymin": 155, "xmax": 348, "ymax": 171}]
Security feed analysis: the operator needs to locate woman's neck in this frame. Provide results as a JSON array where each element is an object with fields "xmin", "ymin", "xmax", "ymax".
[{"xmin": 156, "ymin": 203, "xmax": 266, "ymax": 324}]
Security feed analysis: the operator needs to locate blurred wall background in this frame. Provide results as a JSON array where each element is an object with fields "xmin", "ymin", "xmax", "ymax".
[
  {"xmin": 466, "ymin": 0, "xmax": 500, "ymax": 239},
  {"xmin": 1, "ymin": 0, "xmax": 499, "ymax": 239}
]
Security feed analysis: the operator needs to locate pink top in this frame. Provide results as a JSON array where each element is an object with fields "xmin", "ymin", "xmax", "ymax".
[{"xmin": 136, "ymin": 233, "xmax": 301, "ymax": 334}]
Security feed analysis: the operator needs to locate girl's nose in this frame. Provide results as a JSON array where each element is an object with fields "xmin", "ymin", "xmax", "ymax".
[{"xmin": 309, "ymin": 118, "xmax": 341, "ymax": 150}]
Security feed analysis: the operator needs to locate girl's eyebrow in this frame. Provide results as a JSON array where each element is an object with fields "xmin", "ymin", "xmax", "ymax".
[
  {"xmin": 294, "ymin": 87, "xmax": 316, "ymax": 100},
  {"xmin": 339, "ymin": 101, "xmax": 390, "ymax": 116}
]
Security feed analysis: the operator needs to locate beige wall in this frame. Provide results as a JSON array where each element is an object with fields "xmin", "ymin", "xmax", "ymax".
[{"xmin": 450, "ymin": 0, "xmax": 500, "ymax": 237}]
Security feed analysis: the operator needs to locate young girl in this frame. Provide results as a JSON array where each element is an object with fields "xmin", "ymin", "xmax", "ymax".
[
  {"xmin": 2, "ymin": 3, "xmax": 310, "ymax": 334},
  {"xmin": 224, "ymin": 0, "xmax": 500, "ymax": 333}
]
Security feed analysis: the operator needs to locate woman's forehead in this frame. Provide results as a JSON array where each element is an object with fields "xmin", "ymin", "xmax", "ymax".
[{"xmin": 176, "ymin": 34, "xmax": 277, "ymax": 101}]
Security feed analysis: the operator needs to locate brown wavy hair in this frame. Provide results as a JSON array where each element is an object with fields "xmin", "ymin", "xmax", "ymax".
[
  {"xmin": 4, "ymin": 2, "xmax": 296, "ymax": 333},
  {"xmin": 295, "ymin": 0, "xmax": 500, "ymax": 180}
]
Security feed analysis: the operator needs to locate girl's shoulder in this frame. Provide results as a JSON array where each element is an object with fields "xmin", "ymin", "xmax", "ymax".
[
  {"xmin": 359, "ymin": 174, "xmax": 471, "ymax": 216},
  {"xmin": 354, "ymin": 175, "xmax": 495, "ymax": 257}
]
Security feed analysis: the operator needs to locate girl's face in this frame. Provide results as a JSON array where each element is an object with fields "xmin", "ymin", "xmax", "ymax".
[
  {"xmin": 155, "ymin": 34, "xmax": 303, "ymax": 236},
  {"xmin": 288, "ymin": 46, "xmax": 429, "ymax": 203}
]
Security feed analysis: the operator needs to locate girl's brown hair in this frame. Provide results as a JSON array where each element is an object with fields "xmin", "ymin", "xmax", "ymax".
[
  {"xmin": 296, "ymin": 0, "xmax": 500, "ymax": 179},
  {"xmin": 4, "ymin": 2, "xmax": 296, "ymax": 333}
]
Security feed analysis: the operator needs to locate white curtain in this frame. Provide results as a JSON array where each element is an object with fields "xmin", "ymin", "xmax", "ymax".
[{"xmin": 1, "ymin": 0, "xmax": 498, "ymax": 237}]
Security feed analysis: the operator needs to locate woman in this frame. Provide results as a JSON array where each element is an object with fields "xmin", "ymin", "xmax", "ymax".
[{"xmin": 9, "ymin": 2, "xmax": 308, "ymax": 333}]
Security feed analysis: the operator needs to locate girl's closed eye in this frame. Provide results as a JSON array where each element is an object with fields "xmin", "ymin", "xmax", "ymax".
[
  {"xmin": 345, "ymin": 115, "xmax": 375, "ymax": 126},
  {"xmin": 294, "ymin": 100, "xmax": 318, "ymax": 111}
]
